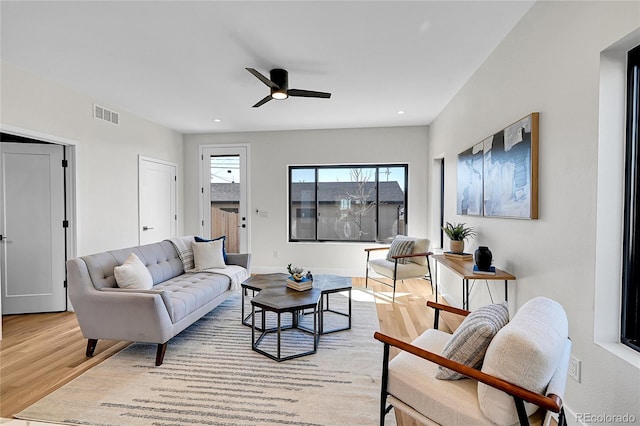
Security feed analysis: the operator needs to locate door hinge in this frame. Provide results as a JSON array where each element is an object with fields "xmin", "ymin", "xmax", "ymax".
[
  {"xmin": 201, "ymin": 187, "xmax": 204, "ymax": 194},
  {"xmin": 62, "ymin": 220, "xmax": 69, "ymax": 228},
  {"xmin": 174, "ymin": 176, "xmax": 177, "ymax": 181},
  {"xmin": 175, "ymin": 214, "xmax": 177, "ymax": 220},
  {"xmin": 62, "ymin": 159, "xmax": 68, "ymax": 168},
  {"xmin": 64, "ymin": 279, "xmax": 68, "ymax": 288}
]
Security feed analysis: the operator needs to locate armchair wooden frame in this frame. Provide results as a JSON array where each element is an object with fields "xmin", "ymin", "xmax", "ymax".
[
  {"xmin": 365, "ymin": 246, "xmax": 433, "ymax": 302},
  {"xmin": 374, "ymin": 301, "xmax": 567, "ymax": 426}
]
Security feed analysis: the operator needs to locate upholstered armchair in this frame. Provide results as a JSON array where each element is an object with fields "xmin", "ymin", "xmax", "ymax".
[
  {"xmin": 374, "ymin": 297, "xmax": 571, "ymax": 426},
  {"xmin": 365, "ymin": 236, "xmax": 432, "ymax": 302}
]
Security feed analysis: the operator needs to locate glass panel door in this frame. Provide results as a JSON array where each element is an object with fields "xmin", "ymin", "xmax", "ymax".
[{"xmin": 201, "ymin": 146, "xmax": 248, "ymax": 253}]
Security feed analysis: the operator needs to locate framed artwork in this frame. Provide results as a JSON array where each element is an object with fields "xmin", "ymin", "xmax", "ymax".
[
  {"xmin": 456, "ymin": 112, "xmax": 539, "ymax": 219},
  {"xmin": 483, "ymin": 113, "xmax": 539, "ymax": 219},
  {"xmin": 456, "ymin": 141, "xmax": 484, "ymax": 216}
]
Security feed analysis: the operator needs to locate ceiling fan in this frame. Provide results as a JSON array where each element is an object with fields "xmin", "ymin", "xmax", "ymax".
[{"xmin": 246, "ymin": 68, "xmax": 331, "ymax": 108}]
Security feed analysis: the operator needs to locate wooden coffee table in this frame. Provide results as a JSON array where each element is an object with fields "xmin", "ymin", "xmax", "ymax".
[
  {"xmin": 251, "ymin": 286, "xmax": 321, "ymax": 362},
  {"xmin": 241, "ymin": 273, "xmax": 288, "ymax": 328},
  {"xmin": 299, "ymin": 274, "xmax": 352, "ymax": 334}
]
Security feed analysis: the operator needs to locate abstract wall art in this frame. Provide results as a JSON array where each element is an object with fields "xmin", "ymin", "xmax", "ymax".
[{"xmin": 457, "ymin": 112, "xmax": 539, "ymax": 219}]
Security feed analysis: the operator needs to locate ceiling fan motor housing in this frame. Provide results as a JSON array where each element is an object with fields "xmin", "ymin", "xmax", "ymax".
[{"xmin": 270, "ymin": 69, "xmax": 288, "ymax": 99}]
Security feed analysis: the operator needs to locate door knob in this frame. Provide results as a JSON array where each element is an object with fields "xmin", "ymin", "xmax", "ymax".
[
  {"xmin": 0, "ymin": 235, "xmax": 7, "ymax": 241},
  {"xmin": 142, "ymin": 226, "xmax": 154, "ymax": 231}
]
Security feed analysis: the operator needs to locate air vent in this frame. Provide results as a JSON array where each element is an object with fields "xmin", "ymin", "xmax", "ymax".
[{"xmin": 94, "ymin": 104, "xmax": 119, "ymax": 125}]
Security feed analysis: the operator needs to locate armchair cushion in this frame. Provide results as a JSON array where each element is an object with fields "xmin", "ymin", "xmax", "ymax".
[
  {"xmin": 369, "ymin": 258, "xmax": 428, "ymax": 280},
  {"xmin": 388, "ymin": 329, "xmax": 490, "ymax": 425},
  {"xmin": 436, "ymin": 301, "xmax": 509, "ymax": 380},
  {"xmin": 478, "ymin": 297, "xmax": 569, "ymax": 425},
  {"xmin": 386, "ymin": 238, "xmax": 415, "ymax": 264}
]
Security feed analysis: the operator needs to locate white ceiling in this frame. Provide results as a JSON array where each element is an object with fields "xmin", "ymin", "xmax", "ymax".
[{"xmin": 0, "ymin": 1, "xmax": 534, "ymax": 134}]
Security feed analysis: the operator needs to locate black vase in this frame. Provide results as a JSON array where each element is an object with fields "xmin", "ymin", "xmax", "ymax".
[{"xmin": 474, "ymin": 246, "xmax": 493, "ymax": 271}]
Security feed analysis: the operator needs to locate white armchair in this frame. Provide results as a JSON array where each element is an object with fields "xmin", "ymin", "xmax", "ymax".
[
  {"xmin": 374, "ymin": 297, "xmax": 571, "ymax": 425},
  {"xmin": 365, "ymin": 236, "xmax": 432, "ymax": 302}
]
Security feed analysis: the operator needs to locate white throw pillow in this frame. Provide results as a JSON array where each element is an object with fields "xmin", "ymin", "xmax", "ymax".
[
  {"xmin": 192, "ymin": 239, "xmax": 226, "ymax": 270},
  {"xmin": 114, "ymin": 253, "xmax": 153, "ymax": 290}
]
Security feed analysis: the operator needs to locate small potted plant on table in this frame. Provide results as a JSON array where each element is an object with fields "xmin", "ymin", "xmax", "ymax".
[{"xmin": 442, "ymin": 222, "xmax": 476, "ymax": 254}]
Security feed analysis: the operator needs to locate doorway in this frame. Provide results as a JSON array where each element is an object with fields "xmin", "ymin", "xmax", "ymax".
[
  {"xmin": 200, "ymin": 145, "xmax": 249, "ymax": 253},
  {"xmin": 138, "ymin": 156, "xmax": 177, "ymax": 245},
  {"xmin": 0, "ymin": 138, "xmax": 68, "ymax": 314}
]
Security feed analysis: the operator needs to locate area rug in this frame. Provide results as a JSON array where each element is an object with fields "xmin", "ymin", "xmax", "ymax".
[{"xmin": 16, "ymin": 288, "xmax": 396, "ymax": 426}]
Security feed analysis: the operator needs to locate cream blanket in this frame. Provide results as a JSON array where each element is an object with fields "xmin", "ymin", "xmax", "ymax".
[{"xmin": 166, "ymin": 236, "xmax": 248, "ymax": 291}]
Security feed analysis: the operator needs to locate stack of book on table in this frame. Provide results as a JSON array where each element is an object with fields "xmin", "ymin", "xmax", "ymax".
[
  {"xmin": 473, "ymin": 265, "xmax": 496, "ymax": 275},
  {"xmin": 286, "ymin": 276, "xmax": 313, "ymax": 291},
  {"xmin": 443, "ymin": 252, "xmax": 473, "ymax": 260}
]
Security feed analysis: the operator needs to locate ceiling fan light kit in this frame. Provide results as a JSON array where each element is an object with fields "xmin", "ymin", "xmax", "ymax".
[{"xmin": 246, "ymin": 67, "xmax": 331, "ymax": 108}]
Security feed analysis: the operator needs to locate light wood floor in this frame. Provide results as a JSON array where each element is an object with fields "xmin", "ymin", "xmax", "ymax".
[{"xmin": 1, "ymin": 278, "xmax": 443, "ymax": 424}]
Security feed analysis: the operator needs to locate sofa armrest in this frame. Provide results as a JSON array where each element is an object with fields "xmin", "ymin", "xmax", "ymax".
[
  {"xmin": 373, "ymin": 331, "xmax": 562, "ymax": 414},
  {"xmin": 227, "ymin": 253, "xmax": 251, "ymax": 271},
  {"xmin": 67, "ymin": 258, "xmax": 174, "ymax": 343}
]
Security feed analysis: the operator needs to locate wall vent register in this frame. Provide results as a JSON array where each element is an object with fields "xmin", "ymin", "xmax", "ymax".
[{"xmin": 93, "ymin": 104, "xmax": 119, "ymax": 125}]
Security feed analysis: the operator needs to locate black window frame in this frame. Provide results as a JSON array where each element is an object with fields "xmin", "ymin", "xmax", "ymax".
[
  {"xmin": 288, "ymin": 164, "xmax": 409, "ymax": 243},
  {"xmin": 622, "ymin": 44, "xmax": 640, "ymax": 353}
]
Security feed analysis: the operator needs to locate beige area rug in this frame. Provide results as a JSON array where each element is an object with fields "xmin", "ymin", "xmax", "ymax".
[{"xmin": 17, "ymin": 288, "xmax": 396, "ymax": 426}]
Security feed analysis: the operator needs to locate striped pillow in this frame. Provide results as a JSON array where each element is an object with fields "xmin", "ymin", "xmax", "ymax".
[
  {"xmin": 435, "ymin": 301, "xmax": 509, "ymax": 380},
  {"xmin": 386, "ymin": 238, "xmax": 415, "ymax": 264}
]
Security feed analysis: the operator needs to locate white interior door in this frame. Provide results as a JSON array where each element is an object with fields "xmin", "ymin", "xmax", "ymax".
[
  {"xmin": 139, "ymin": 156, "xmax": 177, "ymax": 245},
  {"xmin": 201, "ymin": 145, "xmax": 249, "ymax": 253},
  {"xmin": 0, "ymin": 142, "xmax": 67, "ymax": 314}
]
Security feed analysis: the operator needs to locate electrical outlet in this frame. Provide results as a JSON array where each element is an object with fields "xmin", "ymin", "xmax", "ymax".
[{"xmin": 569, "ymin": 355, "xmax": 581, "ymax": 382}]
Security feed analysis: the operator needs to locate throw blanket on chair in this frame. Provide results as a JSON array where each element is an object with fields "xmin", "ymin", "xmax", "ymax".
[{"xmin": 166, "ymin": 236, "xmax": 248, "ymax": 291}]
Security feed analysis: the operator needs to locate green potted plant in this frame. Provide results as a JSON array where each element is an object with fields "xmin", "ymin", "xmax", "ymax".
[{"xmin": 442, "ymin": 222, "xmax": 477, "ymax": 254}]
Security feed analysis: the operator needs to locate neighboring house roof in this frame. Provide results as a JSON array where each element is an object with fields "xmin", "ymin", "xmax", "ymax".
[{"xmin": 210, "ymin": 181, "xmax": 405, "ymax": 203}]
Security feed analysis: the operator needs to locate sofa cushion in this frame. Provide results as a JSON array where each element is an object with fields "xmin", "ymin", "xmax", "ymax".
[
  {"xmin": 478, "ymin": 297, "xmax": 568, "ymax": 425},
  {"xmin": 154, "ymin": 272, "xmax": 231, "ymax": 322},
  {"xmin": 114, "ymin": 253, "xmax": 153, "ymax": 290},
  {"xmin": 192, "ymin": 240, "xmax": 226, "ymax": 270},
  {"xmin": 386, "ymin": 238, "xmax": 415, "ymax": 264},
  {"xmin": 435, "ymin": 302, "xmax": 509, "ymax": 380},
  {"xmin": 83, "ymin": 241, "xmax": 184, "ymax": 289}
]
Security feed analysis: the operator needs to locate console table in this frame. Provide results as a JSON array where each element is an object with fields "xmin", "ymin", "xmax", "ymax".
[{"xmin": 432, "ymin": 254, "xmax": 516, "ymax": 310}]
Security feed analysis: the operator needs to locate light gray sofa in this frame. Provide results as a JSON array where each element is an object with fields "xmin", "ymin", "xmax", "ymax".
[{"xmin": 67, "ymin": 239, "xmax": 250, "ymax": 365}]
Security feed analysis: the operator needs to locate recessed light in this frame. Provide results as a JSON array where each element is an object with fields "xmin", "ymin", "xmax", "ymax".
[
  {"xmin": 397, "ymin": 110, "xmax": 405, "ymax": 115},
  {"xmin": 213, "ymin": 118, "xmax": 221, "ymax": 123}
]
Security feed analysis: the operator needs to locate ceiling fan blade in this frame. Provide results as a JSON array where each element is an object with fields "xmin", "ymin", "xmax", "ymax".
[
  {"xmin": 288, "ymin": 89, "xmax": 331, "ymax": 99},
  {"xmin": 246, "ymin": 68, "xmax": 279, "ymax": 89},
  {"xmin": 252, "ymin": 95, "xmax": 273, "ymax": 108}
]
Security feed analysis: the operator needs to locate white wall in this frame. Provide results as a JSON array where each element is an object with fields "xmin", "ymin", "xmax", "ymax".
[
  {"xmin": 0, "ymin": 61, "xmax": 184, "ymax": 255},
  {"xmin": 427, "ymin": 1, "xmax": 639, "ymax": 423},
  {"xmin": 184, "ymin": 126, "xmax": 429, "ymax": 277}
]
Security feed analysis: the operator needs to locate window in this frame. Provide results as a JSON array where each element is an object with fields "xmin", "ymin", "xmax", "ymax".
[
  {"xmin": 289, "ymin": 165, "xmax": 408, "ymax": 242},
  {"xmin": 622, "ymin": 44, "xmax": 640, "ymax": 353}
]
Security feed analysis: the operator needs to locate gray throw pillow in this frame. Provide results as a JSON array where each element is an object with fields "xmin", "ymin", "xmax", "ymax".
[
  {"xmin": 435, "ymin": 301, "xmax": 509, "ymax": 380},
  {"xmin": 386, "ymin": 238, "xmax": 415, "ymax": 264}
]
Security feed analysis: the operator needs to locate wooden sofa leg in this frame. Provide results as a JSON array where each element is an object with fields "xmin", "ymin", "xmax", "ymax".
[
  {"xmin": 156, "ymin": 343, "xmax": 168, "ymax": 366},
  {"xmin": 86, "ymin": 339, "xmax": 98, "ymax": 357}
]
